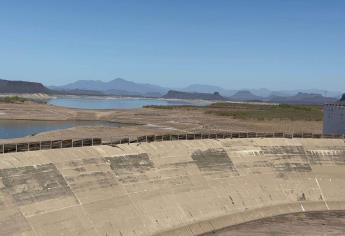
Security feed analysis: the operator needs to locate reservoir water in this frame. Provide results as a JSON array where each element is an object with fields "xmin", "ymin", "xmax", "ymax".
[
  {"xmin": 0, "ymin": 119, "xmax": 121, "ymax": 139},
  {"xmin": 1, "ymin": 97, "xmax": 208, "ymax": 139},
  {"xmin": 48, "ymin": 97, "xmax": 197, "ymax": 109}
]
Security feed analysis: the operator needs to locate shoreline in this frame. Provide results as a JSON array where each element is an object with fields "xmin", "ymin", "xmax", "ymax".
[{"xmin": 0, "ymin": 99, "xmax": 323, "ymax": 143}]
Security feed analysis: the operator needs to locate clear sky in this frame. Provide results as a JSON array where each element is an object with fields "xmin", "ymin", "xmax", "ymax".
[{"xmin": 0, "ymin": 0, "xmax": 344, "ymax": 90}]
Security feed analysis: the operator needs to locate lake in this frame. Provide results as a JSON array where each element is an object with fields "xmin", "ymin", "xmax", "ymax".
[
  {"xmin": 0, "ymin": 119, "xmax": 121, "ymax": 139},
  {"xmin": 1, "ymin": 97, "xmax": 208, "ymax": 139},
  {"xmin": 48, "ymin": 97, "xmax": 208, "ymax": 109}
]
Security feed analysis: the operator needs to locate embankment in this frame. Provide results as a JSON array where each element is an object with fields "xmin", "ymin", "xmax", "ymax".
[{"xmin": 1, "ymin": 138, "xmax": 345, "ymax": 235}]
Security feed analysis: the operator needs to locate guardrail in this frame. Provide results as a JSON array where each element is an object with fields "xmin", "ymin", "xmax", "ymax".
[
  {"xmin": 104, "ymin": 132, "xmax": 345, "ymax": 145},
  {"xmin": 1, "ymin": 132, "xmax": 344, "ymax": 154},
  {"xmin": 0, "ymin": 138, "xmax": 102, "ymax": 154}
]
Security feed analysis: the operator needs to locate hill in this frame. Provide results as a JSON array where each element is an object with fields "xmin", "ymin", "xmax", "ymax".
[
  {"xmin": 0, "ymin": 79, "xmax": 51, "ymax": 94},
  {"xmin": 229, "ymin": 90, "xmax": 263, "ymax": 101},
  {"xmin": 162, "ymin": 90, "xmax": 226, "ymax": 100}
]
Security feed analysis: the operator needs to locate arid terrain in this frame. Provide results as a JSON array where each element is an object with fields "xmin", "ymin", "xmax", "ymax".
[{"xmin": 0, "ymin": 102, "xmax": 323, "ymax": 143}]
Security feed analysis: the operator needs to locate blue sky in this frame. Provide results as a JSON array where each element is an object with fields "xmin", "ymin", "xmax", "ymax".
[{"xmin": 0, "ymin": 0, "xmax": 344, "ymax": 90}]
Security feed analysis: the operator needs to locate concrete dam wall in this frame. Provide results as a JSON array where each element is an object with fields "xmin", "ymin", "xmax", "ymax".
[{"xmin": 1, "ymin": 138, "xmax": 345, "ymax": 235}]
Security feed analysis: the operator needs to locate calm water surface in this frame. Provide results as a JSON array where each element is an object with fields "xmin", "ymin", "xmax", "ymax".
[
  {"xmin": 1, "ymin": 97, "xmax": 206, "ymax": 139},
  {"xmin": 0, "ymin": 119, "xmax": 121, "ymax": 139},
  {"xmin": 48, "ymin": 97, "xmax": 195, "ymax": 109}
]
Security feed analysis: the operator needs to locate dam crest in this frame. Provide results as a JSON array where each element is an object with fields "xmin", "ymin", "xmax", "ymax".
[{"xmin": 1, "ymin": 138, "xmax": 345, "ymax": 235}]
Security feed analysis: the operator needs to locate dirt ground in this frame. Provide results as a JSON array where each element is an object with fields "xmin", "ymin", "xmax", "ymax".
[
  {"xmin": 202, "ymin": 211, "xmax": 345, "ymax": 236},
  {"xmin": 0, "ymin": 102, "xmax": 322, "ymax": 143}
]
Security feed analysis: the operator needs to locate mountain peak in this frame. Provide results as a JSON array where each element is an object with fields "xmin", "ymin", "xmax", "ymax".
[
  {"xmin": 110, "ymin": 78, "xmax": 126, "ymax": 82},
  {"xmin": 230, "ymin": 90, "xmax": 263, "ymax": 101},
  {"xmin": 340, "ymin": 94, "xmax": 345, "ymax": 102}
]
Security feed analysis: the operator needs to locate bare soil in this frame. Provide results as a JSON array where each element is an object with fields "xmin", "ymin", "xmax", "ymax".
[{"xmin": 0, "ymin": 102, "xmax": 322, "ymax": 143}]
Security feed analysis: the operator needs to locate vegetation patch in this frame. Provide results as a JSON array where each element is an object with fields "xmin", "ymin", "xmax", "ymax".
[
  {"xmin": 206, "ymin": 103, "xmax": 323, "ymax": 121},
  {"xmin": 0, "ymin": 96, "xmax": 28, "ymax": 103},
  {"xmin": 144, "ymin": 102, "xmax": 323, "ymax": 121},
  {"xmin": 0, "ymin": 96, "xmax": 46, "ymax": 104}
]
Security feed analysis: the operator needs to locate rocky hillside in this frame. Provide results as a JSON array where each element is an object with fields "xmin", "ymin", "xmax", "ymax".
[
  {"xmin": 229, "ymin": 90, "xmax": 263, "ymax": 101},
  {"xmin": 162, "ymin": 90, "xmax": 226, "ymax": 100},
  {"xmin": 0, "ymin": 79, "xmax": 51, "ymax": 94}
]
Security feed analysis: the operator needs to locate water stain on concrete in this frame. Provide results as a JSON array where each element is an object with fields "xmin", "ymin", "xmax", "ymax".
[
  {"xmin": 274, "ymin": 162, "xmax": 312, "ymax": 173},
  {"xmin": 191, "ymin": 148, "xmax": 238, "ymax": 175},
  {"xmin": 0, "ymin": 163, "xmax": 74, "ymax": 205},
  {"xmin": 105, "ymin": 153, "xmax": 154, "ymax": 183},
  {"xmin": 261, "ymin": 146, "xmax": 306, "ymax": 155}
]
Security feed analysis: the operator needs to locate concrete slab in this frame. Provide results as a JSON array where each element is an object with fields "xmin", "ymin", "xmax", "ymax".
[{"xmin": 1, "ymin": 138, "xmax": 345, "ymax": 235}]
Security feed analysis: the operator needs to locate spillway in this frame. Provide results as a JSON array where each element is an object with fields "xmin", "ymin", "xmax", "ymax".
[{"xmin": 1, "ymin": 138, "xmax": 345, "ymax": 235}]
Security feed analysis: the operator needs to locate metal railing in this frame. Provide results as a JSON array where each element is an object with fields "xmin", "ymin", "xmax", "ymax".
[
  {"xmin": 1, "ymin": 132, "xmax": 344, "ymax": 154},
  {"xmin": 104, "ymin": 132, "xmax": 345, "ymax": 146},
  {"xmin": 0, "ymin": 138, "xmax": 102, "ymax": 154}
]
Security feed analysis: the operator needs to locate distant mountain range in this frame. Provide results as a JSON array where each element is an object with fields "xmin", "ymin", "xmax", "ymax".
[
  {"xmin": 50, "ymin": 78, "xmax": 168, "ymax": 97},
  {"xmin": 180, "ymin": 84, "xmax": 342, "ymax": 98},
  {"xmin": 162, "ymin": 89, "xmax": 337, "ymax": 105},
  {"xmin": 267, "ymin": 92, "xmax": 337, "ymax": 105},
  {"xmin": 52, "ymin": 78, "xmax": 342, "ymax": 98},
  {"xmin": 0, "ymin": 78, "xmax": 342, "ymax": 105}
]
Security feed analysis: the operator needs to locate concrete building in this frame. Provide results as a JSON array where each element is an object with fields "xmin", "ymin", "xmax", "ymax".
[{"xmin": 323, "ymin": 94, "xmax": 345, "ymax": 135}]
